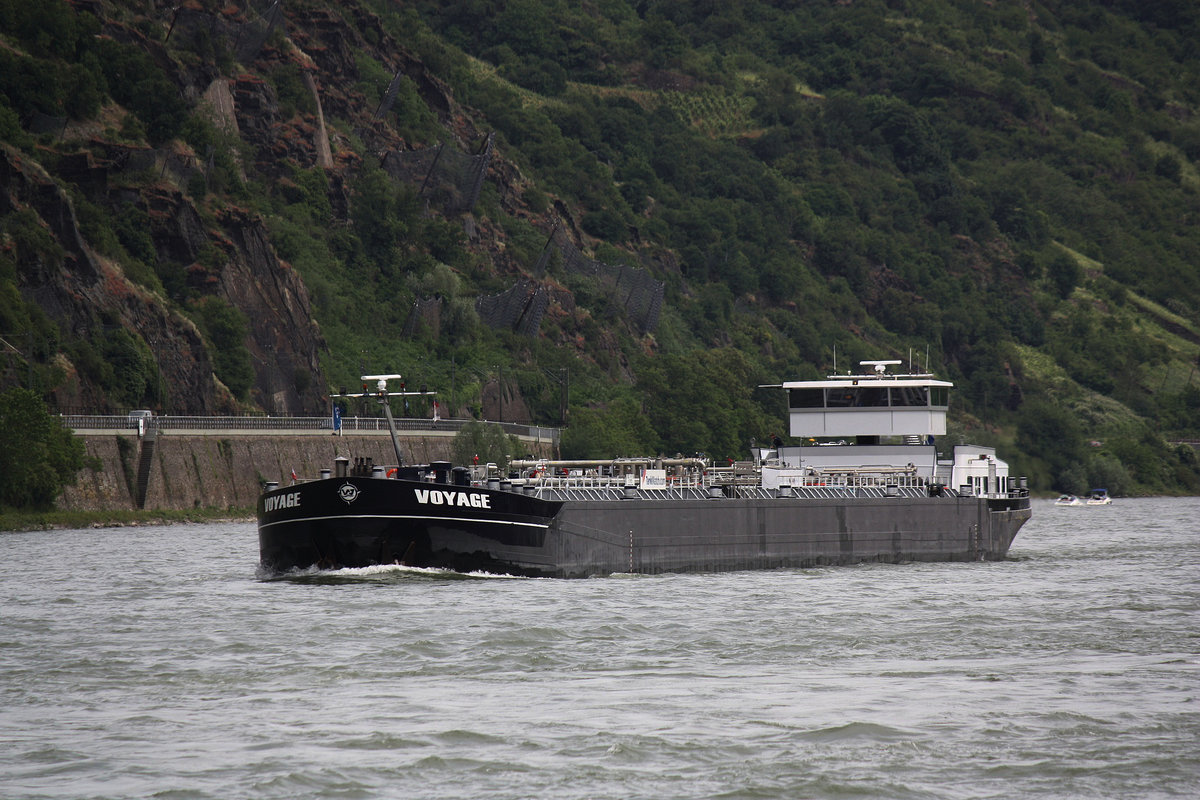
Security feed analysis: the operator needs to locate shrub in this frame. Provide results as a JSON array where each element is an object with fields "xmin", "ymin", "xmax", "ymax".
[
  {"xmin": 451, "ymin": 420, "xmax": 521, "ymax": 469},
  {"xmin": 0, "ymin": 388, "xmax": 85, "ymax": 509},
  {"xmin": 190, "ymin": 298, "xmax": 254, "ymax": 400}
]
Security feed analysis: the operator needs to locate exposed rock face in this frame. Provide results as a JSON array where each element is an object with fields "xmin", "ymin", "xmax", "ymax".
[
  {"xmin": 283, "ymin": 4, "xmax": 454, "ymax": 131},
  {"xmin": 1, "ymin": 0, "xmax": 600, "ymax": 418},
  {"xmin": 4, "ymin": 137, "xmax": 329, "ymax": 413},
  {"xmin": 212, "ymin": 205, "xmax": 328, "ymax": 413},
  {"xmin": 2, "ymin": 144, "xmax": 218, "ymax": 412}
]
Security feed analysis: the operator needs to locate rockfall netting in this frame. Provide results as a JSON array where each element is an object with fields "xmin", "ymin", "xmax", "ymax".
[
  {"xmin": 476, "ymin": 223, "xmax": 664, "ymax": 339},
  {"xmin": 475, "ymin": 279, "xmax": 548, "ymax": 338},
  {"xmin": 534, "ymin": 225, "xmax": 664, "ymax": 334},
  {"xmin": 401, "ymin": 295, "xmax": 442, "ymax": 338},
  {"xmin": 380, "ymin": 133, "xmax": 494, "ymax": 216},
  {"xmin": 166, "ymin": 0, "xmax": 283, "ymax": 65}
]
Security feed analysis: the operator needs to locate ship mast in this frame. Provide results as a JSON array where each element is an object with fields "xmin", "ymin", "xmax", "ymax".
[{"xmin": 331, "ymin": 374, "xmax": 436, "ymax": 468}]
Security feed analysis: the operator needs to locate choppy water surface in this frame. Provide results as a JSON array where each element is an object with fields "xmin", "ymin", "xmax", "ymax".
[{"xmin": 2, "ymin": 498, "xmax": 1197, "ymax": 799}]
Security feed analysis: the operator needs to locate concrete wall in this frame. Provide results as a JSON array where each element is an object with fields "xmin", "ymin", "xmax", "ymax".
[{"xmin": 59, "ymin": 431, "xmax": 552, "ymax": 512}]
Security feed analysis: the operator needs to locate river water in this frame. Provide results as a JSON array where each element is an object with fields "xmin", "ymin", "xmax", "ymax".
[{"xmin": 2, "ymin": 498, "xmax": 1197, "ymax": 799}]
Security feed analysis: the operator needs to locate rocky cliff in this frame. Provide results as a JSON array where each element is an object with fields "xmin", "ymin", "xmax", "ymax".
[
  {"xmin": 2, "ymin": 143, "xmax": 219, "ymax": 411},
  {"xmin": 2, "ymin": 0, "xmax": 617, "ymax": 421}
]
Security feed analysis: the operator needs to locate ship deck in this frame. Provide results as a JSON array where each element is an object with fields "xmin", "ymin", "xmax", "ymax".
[{"xmin": 530, "ymin": 484, "xmax": 946, "ymax": 502}]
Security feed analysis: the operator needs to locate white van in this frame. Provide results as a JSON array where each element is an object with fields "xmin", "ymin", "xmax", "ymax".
[{"xmin": 128, "ymin": 410, "xmax": 154, "ymax": 431}]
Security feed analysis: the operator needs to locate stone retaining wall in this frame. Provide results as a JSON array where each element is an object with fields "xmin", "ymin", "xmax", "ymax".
[{"xmin": 58, "ymin": 432, "xmax": 550, "ymax": 512}]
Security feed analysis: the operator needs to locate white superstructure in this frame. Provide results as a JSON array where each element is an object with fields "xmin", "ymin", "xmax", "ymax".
[
  {"xmin": 781, "ymin": 359, "xmax": 951, "ymax": 438},
  {"xmin": 767, "ymin": 360, "xmax": 1017, "ymax": 498}
]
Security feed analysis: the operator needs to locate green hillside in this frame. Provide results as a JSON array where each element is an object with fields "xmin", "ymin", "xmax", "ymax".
[{"xmin": 2, "ymin": 0, "xmax": 1199, "ymax": 496}]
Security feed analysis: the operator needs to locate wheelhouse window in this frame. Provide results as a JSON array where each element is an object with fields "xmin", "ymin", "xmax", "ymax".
[
  {"xmin": 931, "ymin": 386, "xmax": 949, "ymax": 406},
  {"xmin": 788, "ymin": 388, "xmax": 824, "ymax": 409},
  {"xmin": 890, "ymin": 386, "xmax": 929, "ymax": 407},
  {"xmin": 825, "ymin": 387, "xmax": 889, "ymax": 407}
]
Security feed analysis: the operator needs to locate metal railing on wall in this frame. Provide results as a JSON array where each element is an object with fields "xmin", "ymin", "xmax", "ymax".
[{"xmin": 61, "ymin": 415, "xmax": 561, "ymax": 444}]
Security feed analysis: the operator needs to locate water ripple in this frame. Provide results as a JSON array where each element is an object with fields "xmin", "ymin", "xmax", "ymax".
[{"xmin": 1, "ymin": 499, "xmax": 1198, "ymax": 799}]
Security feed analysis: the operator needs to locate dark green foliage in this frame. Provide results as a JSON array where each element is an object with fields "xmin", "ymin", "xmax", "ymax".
[
  {"xmin": 268, "ymin": 63, "xmax": 317, "ymax": 120},
  {"xmin": 93, "ymin": 38, "xmax": 187, "ymax": 144},
  {"xmin": 0, "ymin": 248, "xmax": 63, "ymax": 395},
  {"xmin": 0, "ymin": 100, "xmax": 31, "ymax": 147},
  {"xmin": 423, "ymin": 218, "xmax": 468, "ymax": 267},
  {"xmin": 0, "ymin": 48, "xmax": 102, "ymax": 120},
  {"xmin": 1160, "ymin": 385, "xmax": 1200, "ymax": 434},
  {"xmin": 1102, "ymin": 429, "xmax": 1196, "ymax": 493},
  {"xmin": 65, "ymin": 327, "xmax": 161, "ymax": 408},
  {"xmin": 0, "ymin": 387, "xmax": 85, "ymax": 509},
  {"xmin": 635, "ymin": 349, "xmax": 780, "ymax": 461},
  {"xmin": 2, "ymin": 208, "xmax": 63, "ymax": 264},
  {"xmin": 1016, "ymin": 399, "xmax": 1087, "ymax": 492},
  {"xmin": 70, "ymin": 194, "xmax": 164, "ymax": 294},
  {"xmin": 450, "ymin": 420, "xmax": 521, "ymax": 469},
  {"xmin": 1047, "ymin": 252, "xmax": 1083, "ymax": 300},
  {"xmin": 99, "ymin": 329, "xmax": 160, "ymax": 408},
  {"xmin": 0, "ymin": 0, "xmax": 98, "ymax": 60},
  {"xmin": 350, "ymin": 163, "xmax": 423, "ymax": 272},
  {"xmin": 502, "ymin": 58, "xmax": 568, "ymax": 96},
  {"xmin": 0, "ymin": 0, "xmax": 102, "ymax": 119},
  {"xmin": 189, "ymin": 298, "xmax": 254, "ymax": 400},
  {"xmin": 0, "ymin": 0, "xmax": 185, "ymax": 142},
  {"xmin": 582, "ymin": 208, "xmax": 626, "ymax": 242},
  {"xmin": 561, "ymin": 396, "xmax": 658, "ymax": 459}
]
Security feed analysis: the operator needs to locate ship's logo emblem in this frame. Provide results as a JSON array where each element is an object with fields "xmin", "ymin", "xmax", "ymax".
[{"xmin": 338, "ymin": 483, "xmax": 360, "ymax": 504}]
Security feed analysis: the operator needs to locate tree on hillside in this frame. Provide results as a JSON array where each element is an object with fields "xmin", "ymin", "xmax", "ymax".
[
  {"xmin": 1015, "ymin": 398, "xmax": 1086, "ymax": 492},
  {"xmin": 190, "ymin": 298, "xmax": 254, "ymax": 400},
  {"xmin": 0, "ymin": 388, "xmax": 86, "ymax": 509},
  {"xmin": 451, "ymin": 420, "xmax": 522, "ymax": 470},
  {"xmin": 562, "ymin": 396, "xmax": 658, "ymax": 459}
]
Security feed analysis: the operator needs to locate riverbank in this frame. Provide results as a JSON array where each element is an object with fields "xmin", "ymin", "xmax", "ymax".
[{"xmin": 0, "ymin": 506, "xmax": 254, "ymax": 532}]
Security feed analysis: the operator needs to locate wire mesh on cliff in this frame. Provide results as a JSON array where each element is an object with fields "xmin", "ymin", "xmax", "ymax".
[
  {"xmin": 165, "ymin": 0, "xmax": 283, "ymax": 65},
  {"xmin": 534, "ymin": 224, "xmax": 664, "ymax": 334},
  {"xmin": 69, "ymin": 141, "xmax": 210, "ymax": 195},
  {"xmin": 475, "ymin": 279, "xmax": 548, "ymax": 338},
  {"xmin": 380, "ymin": 133, "xmax": 494, "ymax": 217},
  {"xmin": 401, "ymin": 296, "xmax": 443, "ymax": 338}
]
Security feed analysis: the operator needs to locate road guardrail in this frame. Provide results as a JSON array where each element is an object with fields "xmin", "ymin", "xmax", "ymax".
[{"xmin": 62, "ymin": 415, "xmax": 561, "ymax": 444}]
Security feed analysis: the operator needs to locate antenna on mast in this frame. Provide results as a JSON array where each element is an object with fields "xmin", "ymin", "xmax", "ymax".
[{"xmin": 329, "ymin": 375, "xmax": 437, "ymax": 469}]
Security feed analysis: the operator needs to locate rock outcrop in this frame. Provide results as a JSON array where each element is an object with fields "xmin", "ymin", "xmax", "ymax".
[
  {"xmin": 2, "ymin": 144, "xmax": 218, "ymax": 412},
  {"xmin": 1, "ymin": 0, "xmax": 608, "ymax": 419}
]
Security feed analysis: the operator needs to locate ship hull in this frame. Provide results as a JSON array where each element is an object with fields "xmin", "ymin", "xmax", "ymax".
[{"xmin": 259, "ymin": 478, "xmax": 1031, "ymax": 578}]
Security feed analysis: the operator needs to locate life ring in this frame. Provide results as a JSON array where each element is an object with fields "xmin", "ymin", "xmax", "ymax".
[{"xmin": 386, "ymin": 467, "xmax": 398, "ymax": 477}]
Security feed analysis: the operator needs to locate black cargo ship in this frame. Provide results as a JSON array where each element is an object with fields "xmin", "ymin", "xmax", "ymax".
[{"xmin": 258, "ymin": 364, "xmax": 1031, "ymax": 577}]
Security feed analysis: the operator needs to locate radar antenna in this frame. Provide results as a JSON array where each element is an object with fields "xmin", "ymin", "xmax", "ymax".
[{"xmin": 859, "ymin": 359, "xmax": 902, "ymax": 376}]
